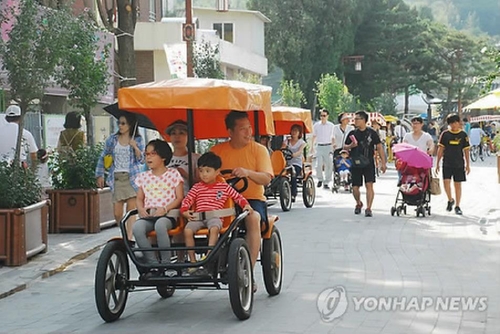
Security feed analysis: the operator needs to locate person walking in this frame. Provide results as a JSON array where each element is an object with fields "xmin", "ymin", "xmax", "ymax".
[
  {"xmin": 57, "ymin": 112, "xmax": 85, "ymax": 156},
  {"xmin": 0, "ymin": 105, "xmax": 38, "ymax": 169},
  {"xmin": 435, "ymin": 114, "xmax": 470, "ymax": 215},
  {"xmin": 344, "ymin": 110, "xmax": 387, "ymax": 217},
  {"xmin": 311, "ymin": 109, "xmax": 334, "ymax": 189},
  {"xmin": 332, "ymin": 112, "xmax": 354, "ymax": 157},
  {"xmin": 403, "ymin": 116, "xmax": 434, "ymax": 155},
  {"xmin": 394, "ymin": 120, "xmax": 407, "ymax": 144},
  {"xmin": 95, "ymin": 114, "xmax": 144, "ymax": 241}
]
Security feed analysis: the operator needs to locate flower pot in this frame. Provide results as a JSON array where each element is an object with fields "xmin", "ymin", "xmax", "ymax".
[
  {"xmin": 47, "ymin": 188, "xmax": 113, "ymax": 234},
  {"xmin": 0, "ymin": 200, "xmax": 49, "ymax": 266}
]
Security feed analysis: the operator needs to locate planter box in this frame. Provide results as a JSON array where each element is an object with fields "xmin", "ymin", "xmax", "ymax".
[
  {"xmin": 47, "ymin": 188, "xmax": 114, "ymax": 234},
  {"xmin": 0, "ymin": 200, "xmax": 49, "ymax": 266}
]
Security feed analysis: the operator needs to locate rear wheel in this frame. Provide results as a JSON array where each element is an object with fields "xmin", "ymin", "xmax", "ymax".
[
  {"xmin": 261, "ymin": 226, "xmax": 283, "ymax": 296},
  {"xmin": 95, "ymin": 240, "xmax": 129, "ymax": 323},
  {"xmin": 279, "ymin": 179, "xmax": 292, "ymax": 212},
  {"xmin": 391, "ymin": 207, "xmax": 396, "ymax": 216},
  {"xmin": 302, "ymin": 176, "xmax": 315, "ymax": 208},
  {"xmin": 228, "ymin": 238, "xmax": 253, "ymax": 320},
  {"xmin": 470, "ymin": 146, "xmax": 478, "ymax": 162},
  {"xmin": 485, "ymin": 143, "xmax": 491, "ymax": 157}
]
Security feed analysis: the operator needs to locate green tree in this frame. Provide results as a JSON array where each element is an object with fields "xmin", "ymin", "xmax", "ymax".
[
  {"xmin": 193, "ymin": 39, "xmax": 224, "ymax": 79},
  {"xmin": 55, "ymin": 10, "xmax": 111, "ymax": 146},
  {"xmin": 278, "ymin": 80, "xmax": 306, "ymax": 107},
  {"xmin": 96, "ymin": 0, "xmax": 138, "ymax": 88},
  {"xmin": 0, "ymin": 0, "xmax": 66, "ymax": 166},
  {"xmin": 247, "ymin": 0, "xmax": 369, "ymax": 108},
  {"xmin": 315, "ymin": 73, "xmax": 354, "ymax": 120}
]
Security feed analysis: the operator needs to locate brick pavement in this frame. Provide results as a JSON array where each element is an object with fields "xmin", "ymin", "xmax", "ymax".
[{"xmin": 0, "ymin": 158, "xmax": 499, "ymax": 333}]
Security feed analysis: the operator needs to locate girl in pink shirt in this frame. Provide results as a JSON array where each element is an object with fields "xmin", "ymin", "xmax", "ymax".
[{"xmin": 133, "ymin": 140, "xmax": 183, "ymax": 266}]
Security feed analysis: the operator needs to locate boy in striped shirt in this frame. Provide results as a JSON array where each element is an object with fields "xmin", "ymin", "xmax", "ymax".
[{"xmin": 181, "ymin": 152, "xmax": 252, "ymax": 265}]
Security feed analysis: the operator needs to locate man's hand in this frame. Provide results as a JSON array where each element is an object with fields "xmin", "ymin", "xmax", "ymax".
[
  {"xmin": 232, "ymin": 167, "xmax": 250, "ymax": 178},
  {"xmin": 380, "ymin": 163, "xmax": 387, "ymax": 174},
  {"xmin": 242, "ymin": 204, "xmax": 253, "ymax": 213}
]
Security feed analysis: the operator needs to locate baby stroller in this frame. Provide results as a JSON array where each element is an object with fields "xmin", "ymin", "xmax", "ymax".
[
  {"xmin": 332, "ymin": 150, "xmax": 352, "ymax": 193},
  {"xmin": 391, "ymin": 164, "xmax": 431, "ymax": 217},
  {"xmin": 391, "ymin": 143, "xmax": 433, "ymax": 217}
]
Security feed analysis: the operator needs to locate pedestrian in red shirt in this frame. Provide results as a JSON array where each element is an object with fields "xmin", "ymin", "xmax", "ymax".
[{"xmin": 181, "ymin": 152, "xmax": 252, "ymax": 269}]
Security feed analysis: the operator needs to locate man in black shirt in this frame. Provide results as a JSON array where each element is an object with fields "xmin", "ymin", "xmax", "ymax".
[
  {"xmin": 345, "ymin": 110, "xmax": 387, "ymax": 217},
  {"xmin": 436, "ymin": 114, "xmax": 470, "ymax": 215}
]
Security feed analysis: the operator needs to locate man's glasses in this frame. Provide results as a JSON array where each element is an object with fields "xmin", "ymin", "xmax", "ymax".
[
  {"xmin": 320, "ymin": 114, "xmax": 328, "ymax": 117},
  {"xmin": 145, "ymin": 151, "xmax": 158, "ymax": 157},
  {"xmin": 354, "ymin": 117, "xmax": 363, "ymax": 120}
]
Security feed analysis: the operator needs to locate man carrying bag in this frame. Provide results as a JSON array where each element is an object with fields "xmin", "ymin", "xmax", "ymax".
[{"xmin": 344, "ymin": 111, "xmax": 387, "ymax": 217}]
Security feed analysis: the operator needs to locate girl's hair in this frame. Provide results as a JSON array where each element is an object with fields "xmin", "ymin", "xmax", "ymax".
[
  {"xmin": 117, "ymin": 114, "xmax": 140, "ymax": 138},
  {"xmin": 63, "ymin": 112, "xmax": 81, "ymax": 129},
  {"xmin": 290, "ymin": 124, "xmax": 303, "ymax": 139},
  {"xmin": 146, "ymin": 139, "xmax": 172, "ymax": 166}
]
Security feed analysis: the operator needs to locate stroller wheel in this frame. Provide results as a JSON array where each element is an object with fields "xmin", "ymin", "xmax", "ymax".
[
  {"xmin": 391, "ymin": 207, "xmax": 396, "ymax": 216},
  {"xmin": 427, "ymin": 206, "xmax": 431, "ymax": 215},
  {"xmin": 403, "ymin": 206, "xmax": 407, "ymax": 215},
  {"xmin": 396, "ymin": 207, "xmax": 401, "ymax": 216}
]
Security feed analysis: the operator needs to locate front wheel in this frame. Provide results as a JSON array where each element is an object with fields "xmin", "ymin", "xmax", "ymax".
[
  {"xmin": 157, "ymin": 286, "xmax": 175, "ymax": 299},
  {"xmin": 261, "ymin": 226, "xmax": 283, "ymax": 296},
  {"xmin": 228, "ymin": 238, "xmax": 253, "ymax": 320},
  {"xmin": 95, "ymin": 240, "xmax": 129, "ymax": 323},
  {"xmin": 279, "ymin": 179, "xmax": 292, "ymax": 212},
  {"xmin": 484, "ymin": 144, "xmax": 491, "ymax": 157},
  {"xmin": 302, "ymin": 175, "xmax": 315, "ymax": 208}
]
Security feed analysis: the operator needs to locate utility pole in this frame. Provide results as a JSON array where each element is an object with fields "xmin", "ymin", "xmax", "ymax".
[{"xmin": 185, "ymin": 0, "xmax": 194, "ymax": 77}]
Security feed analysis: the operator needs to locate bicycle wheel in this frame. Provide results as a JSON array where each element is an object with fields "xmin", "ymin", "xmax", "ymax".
[
  {"xmin": 470, "ymin": 146, "xmax": 478, "ymax": 162},
  {"xmin": 484, "ymin": 143, "xmax": 491, "ymax": 157}
]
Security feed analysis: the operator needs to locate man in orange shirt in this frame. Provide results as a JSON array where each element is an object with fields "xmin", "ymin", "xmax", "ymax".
[{"xmin": 211, "ymin": 111, "xmax": 273, "ymax": 292}]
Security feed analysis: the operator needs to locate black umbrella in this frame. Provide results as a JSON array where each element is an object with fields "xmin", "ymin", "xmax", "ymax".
[{"xmin": 103, "ymin": 103, "xmax": 157, "ymax": 131}]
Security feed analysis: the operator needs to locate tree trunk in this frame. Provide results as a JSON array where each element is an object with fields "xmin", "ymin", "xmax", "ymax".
[
  {"xmin": 404, "ymin": 86, "xmax": 409, "ymax": 115},
  {"xmin": 84, "ymin": 107, "xmax": 94, "ymax": 147},
  {"xmin": 117, "ymin": 0, "xmax": 137, "ymax": 88},
  {"xmin": 13, "ymin": 102, "xmax": 28, "ymax": 168}
]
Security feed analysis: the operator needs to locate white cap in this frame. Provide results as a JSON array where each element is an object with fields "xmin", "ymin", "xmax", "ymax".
[{"xmin": 5, "ymin": 105, "xmax": 21, "ymax": 116}]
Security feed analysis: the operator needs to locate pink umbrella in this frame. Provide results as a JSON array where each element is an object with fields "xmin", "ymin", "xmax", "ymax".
[{"xmin": 392, "ymin": 143, "xmax": 432, "ymax": 169}]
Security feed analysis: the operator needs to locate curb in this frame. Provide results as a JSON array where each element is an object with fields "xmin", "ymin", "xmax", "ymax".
[{"xmin": 0, "ymin": 243, "xmax": 106, "ymax": 300}]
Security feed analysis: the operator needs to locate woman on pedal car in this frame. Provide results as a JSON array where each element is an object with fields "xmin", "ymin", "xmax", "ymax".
[{"xmin": 283, "ymin": 124, "xmax": 306, "ymax": 203}]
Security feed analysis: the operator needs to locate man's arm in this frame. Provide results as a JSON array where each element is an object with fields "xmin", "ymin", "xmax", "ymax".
[
  {"xmin": 435, "ymin": 145, "xmax": 444, "ymax": 171},
  {"xmin": 376, "ymin": 143, "xmax": 387, "ymax": 172}
]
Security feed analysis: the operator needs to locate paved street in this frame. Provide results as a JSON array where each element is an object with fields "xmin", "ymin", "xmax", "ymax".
[{"xmin": 1, "ymin": 158, "xmax": 499, "ymax": 334}]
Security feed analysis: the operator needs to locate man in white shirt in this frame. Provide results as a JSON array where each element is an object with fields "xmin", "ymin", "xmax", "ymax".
[
  {"xmin": 468, "ymin": 123, "xmax": 486, "ymax": 157},
  {"xmin": 394, "ymin": 120, "xmax": 407, "ymax": 143},
  {"xmin": 403, "ymin": 116, "xmax": 434, "ymax": 155},
  {"xmin": 333, "ymin": 112, "xmax": 355, "ymax": 156},
  {"xmin": 0, "ymin": 105, "xmax": 38, "ymax": 168},
  {"xmin": 311, "ymin": 109, "xmax": 335, "ymax": 189}
]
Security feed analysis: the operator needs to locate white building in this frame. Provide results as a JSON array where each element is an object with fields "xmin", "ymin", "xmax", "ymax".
[{"xmin": 133, "ymin": 6, "xmax": 270, "ymax": 83}]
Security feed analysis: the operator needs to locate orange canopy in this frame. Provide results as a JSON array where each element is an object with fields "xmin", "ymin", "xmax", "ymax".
[
  {"xmin": 271, "ymin": 106, "xmax": 313, "ymax": 135},
  {"xmin": 117, "ymin": 78, "xmax": 274, "ymax": 139}
]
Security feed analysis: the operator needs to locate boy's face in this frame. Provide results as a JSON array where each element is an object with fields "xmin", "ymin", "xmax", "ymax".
[
  {"xmin": 449, "ymin": 121, "xmax": 461, "ymax": 132},
  {"xmin": 341, "ymin": 153, "xmax": 348, "ymax": 159},
  {"xmin": 199, "ymin": 166, "xmax": 219, "ymax": 184}
]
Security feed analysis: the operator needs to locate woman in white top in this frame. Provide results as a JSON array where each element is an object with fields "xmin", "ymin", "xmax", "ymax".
[
  {"xmin": 403, "ymin": 116, "xmax": 434, "ymax": 155},
  {"xmin": 165, "ymin": 120, "xmax": 200, "ymax": 196},
  {"xmin": 284, "ymin": 124, "xmax": 306, "ymax": 202}
]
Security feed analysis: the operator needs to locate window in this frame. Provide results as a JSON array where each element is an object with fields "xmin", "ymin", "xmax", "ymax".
[{"xmin": 212, "ymin": 23, "xmax": 234, "ymax": 43}]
